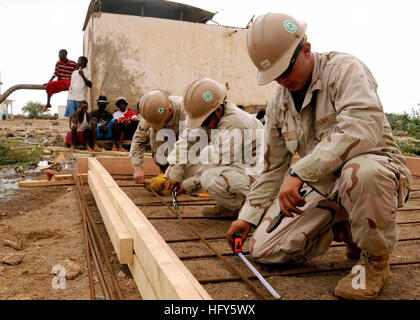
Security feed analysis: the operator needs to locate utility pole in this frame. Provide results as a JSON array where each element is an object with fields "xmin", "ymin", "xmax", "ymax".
[{"xmin": 0, "ymin": 71, "xmax": 4, "ymax": 120}]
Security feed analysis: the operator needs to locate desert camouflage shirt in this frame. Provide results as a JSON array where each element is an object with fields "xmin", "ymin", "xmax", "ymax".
[
  {"xmin": 165, "ymin": 101, "xmax": 264, "ymax": 191},
  {"xmin": 129, "ymin": 96, "xmax": 186, "ymax": 168},
  {"xmin": 239, "ymin": 51, "xmax": 413, "ymax": 226}
]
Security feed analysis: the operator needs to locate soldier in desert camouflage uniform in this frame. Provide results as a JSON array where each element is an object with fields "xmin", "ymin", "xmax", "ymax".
[
  {"xmin": 227, "ymin": 12, "xmax": 412, "ymax": 300},
  {"xmin": 129, "ymin": 90, "xmax": 186, "ymax": 191},
  {"xmin": 165, "ymin": 78, "xmax": 263, "ymax": 216}
]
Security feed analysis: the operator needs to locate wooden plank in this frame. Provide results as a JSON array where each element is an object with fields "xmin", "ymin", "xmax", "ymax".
[
  {"xmin": 108, "ymin": 186, "xmax": 210, "ymax": 299},
  {"xmin": 18, "ymin": 175, "xmax": 87, "ymax": 187},
  {"xmin": 88, "ymin": 157, "xmax": 119, "ymax": 189},
  {"xmin": 87, "ymin": 158, "xmax": 211, "ymax": 300},
  {"xmin": 54, "ymin": 173, "xmax": 87, "ymax": 181},
  {"xmin": 406, "ymin": 157, "xmax": 420, "ymax": 176},
  {"xmin": 44, "ymin": 146, "xmax": 129, "ymax": 157},
  {"xmin": 88, "ymin": 171, "xmax": 133, "ymax": 264}
]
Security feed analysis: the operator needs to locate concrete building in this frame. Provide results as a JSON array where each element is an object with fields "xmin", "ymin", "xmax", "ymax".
[
  {"xmin": 0, "ymin": 72, "xmax": 14, "ymax": 120},
  {"xmin": 82, "ymin": 0, "xmax": 276, "ymax": 113},
  {"xmin": 58, "ymin": 105, "xmax": 66, "ymax": 119}
]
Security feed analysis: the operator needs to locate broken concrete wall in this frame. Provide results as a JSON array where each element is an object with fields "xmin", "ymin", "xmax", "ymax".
[{"xmin": 83, "ymin": 12, "xmax": 277, "ymax": 113}]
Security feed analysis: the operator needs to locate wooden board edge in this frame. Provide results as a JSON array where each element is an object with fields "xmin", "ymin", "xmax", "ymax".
[
  {"xmin": 18, "ymin": 176, "xmax": 86, "ymax": 187},
  {"xmin": 108, "ymin": 186, "xmax": 212, "ymax": 300},
  {"xmin": 127, "ymin": 253, "xmax": 159, "ymax": 300},
  {"xmin": 88, "ymin": 158, "xmax": 120, "ymax": 189},
  {"xmin": 88, "ymin": 170, "xmax": 133, "ymax": 264},
  {"xmin": 78, "ymin": 157, "xmax": 160, "ymax": 176}
]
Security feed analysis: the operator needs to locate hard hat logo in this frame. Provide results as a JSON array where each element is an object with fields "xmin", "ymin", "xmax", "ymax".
[
  {"xmin": 203, "ymin": 91, "xmax": 214, "ymax": 102},
  {"xmin": 284, "ymin": 20, "xmax": 297, "ymax": 33},
  {"xmin": 157, "ymin": 106, "xmax": 165, "ymax": 114},
  {"xmin": 260, "ymin": 59, "xmax": 272, "ymax": 69}
]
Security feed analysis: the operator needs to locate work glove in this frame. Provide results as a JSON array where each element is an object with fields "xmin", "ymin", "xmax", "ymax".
[{"xmin": 144, "ymin": 173, "xmax": 166, "ymax": 194}]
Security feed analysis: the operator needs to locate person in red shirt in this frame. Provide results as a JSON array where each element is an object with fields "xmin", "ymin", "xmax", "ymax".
[
  {"xmin": 112, "ymin": 97, "xmax": 140, "ymax": 152},
  {"xmin": 44, "ymin": 49, "xmax": 77, "ymax": 111}
]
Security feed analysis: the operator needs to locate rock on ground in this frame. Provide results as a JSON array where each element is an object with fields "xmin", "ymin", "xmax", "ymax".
[
  {"xmin": 52, "ymin": 259, "xmax": 82, "ymax": 280},
  {"xmin": 3, "ymin": 239, "xmax": 22, "ymax": 251},
  {"xmin": 2, "ymin": 253, "xmax": 25, "ymax": 266}
]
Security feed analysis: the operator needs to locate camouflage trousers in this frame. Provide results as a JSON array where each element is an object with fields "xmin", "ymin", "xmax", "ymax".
[
  {"xmin": 250, "ymin": 154, "xmax": 409, "ymax": 264},
  {"xmin": 182, "ymin": 165, "xmax": 253, "ymax": 210},
  {"xmin": 200, "ymin": 166, "xmax": 253, "ymax": 210}
]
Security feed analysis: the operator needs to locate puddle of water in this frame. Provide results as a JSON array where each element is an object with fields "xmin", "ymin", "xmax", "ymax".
[
  {"xmin": 0, "ymin": 164, "xmax": 49, "ymax": 200},
  {"xmin": 0, "ymin": 167, "xmax": 22, "ymax": 200},
  {"xmin": 37, "ymin": 160, "xmax": 49, "ymax": 167},
  {"xmin": 0, "ymin": 157, "xmax": 74, "ymax": 200}
]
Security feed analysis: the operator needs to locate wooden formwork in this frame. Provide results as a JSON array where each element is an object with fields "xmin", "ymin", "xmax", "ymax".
[
  {"xmin": 78, "ymin": 157, "xmax": 211, "ymax": 300},
  {"xmin": 78, "ymin": 156, "xmax": 420, "ymax": 300}
]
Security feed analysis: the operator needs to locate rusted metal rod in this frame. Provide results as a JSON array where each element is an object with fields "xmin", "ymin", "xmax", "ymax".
[
  {"xmin": 85, "ymin": 207, "xmax": 123, "ymax": 300},
  {"xmin": 87, "ymin": 235, "xmax": 111, "ymax": 300},
  {"xmin": 147, "ymin": 215, "xmax": 235, "ymax": 220},
  {"xmin": 397, "ymin": 207, "xmax": 420, "ymax": 212},
  {"xmin": 197, "ymin": 260, "xmax": 420, "ymax": 284},
  {"xmin": 118, "ymin": 184, "xmax": 146, "ymax": 188},
  {"xmin": 177, "ymin": 235, "xmax": 420, "ymax": 260},
  {"xmin": 75, "ymin": 183, "xmax": 96, "ymax": 300},
  {"xmin": 397, "ymin": 220, "xmax": 420, "ymax": 225},
  {"xmin": 179, "ymin": 251, "xmax": 249, "ymax": 260},
  {"xmin": 165, "ymin": 234, "xmax": 254, "ymax": 243},
  {"xmin": 74, "ymin": 172, "xmax": 123, "ymax": 300},
  {"xmin": 136, "ymin": 202, "xmax": 216, "ymax": 207},
  {"xmin": 330, "ymin": 236, "xmax": 420, "ymax": 248}
]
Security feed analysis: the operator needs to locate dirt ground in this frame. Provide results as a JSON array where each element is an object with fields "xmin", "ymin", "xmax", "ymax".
[
  {"xmin": 0, "ymin": 119, "xmax": 419, "ymax": 300},
  {"xmin": 127, "ymin": 186, "xmax": 420, "ymax": 300},
  {"xmin": 0, "ymin": 119, "xmax": 141, "ymax": 300}
]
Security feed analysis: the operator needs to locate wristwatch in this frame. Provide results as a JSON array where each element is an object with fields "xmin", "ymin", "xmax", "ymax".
[{"xmin": 289, "ymin": 168, "xmax": 299, "ymax": 177}]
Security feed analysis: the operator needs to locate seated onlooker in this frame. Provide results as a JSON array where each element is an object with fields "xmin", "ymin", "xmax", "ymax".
[
  {"xmin": 90, "ymin": 96, "xmax": 117, "ymax": 151},
  {"xmin": 44, "ymin": 49, "xmax": 77, "ymax": 111},
  {"xmin": 65, "ymin": 101, "xmax": 93, "ymax": 152},
  {"xmin": 256, "ymin": 108, "xmax": 266, "ymax": 125},
  {"xmin": 112, "ymin": 97, "xmax": 140, "ymax": 152}
]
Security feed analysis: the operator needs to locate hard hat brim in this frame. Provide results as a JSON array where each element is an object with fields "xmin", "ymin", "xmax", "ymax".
[
  {"xmin": 186, "ymin": 106, "xmax": 215, "ymax": 129},
  {"xmin": 149, "ymin": 119, "xmax": 166, "ymax": 131},
  {"xmin": 256, "ymin": 23, "xmax": 307, "ymax": 85}
]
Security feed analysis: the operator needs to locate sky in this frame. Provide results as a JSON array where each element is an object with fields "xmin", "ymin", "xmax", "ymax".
[{"xmin": 0, "ymin": 0, "xmax": 419, "ymax": 115}]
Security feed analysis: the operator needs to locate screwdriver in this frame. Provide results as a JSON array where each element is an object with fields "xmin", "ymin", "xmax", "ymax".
[
  {"xmin": 233, "ymin": 233, "xmax": 281, "ymax": 299},
  {"xmin": 189, "ymin": 193, "xmax": 211, "ymax": 198}
]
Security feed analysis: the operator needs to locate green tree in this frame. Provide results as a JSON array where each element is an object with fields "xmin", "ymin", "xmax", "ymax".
[
  {"xmin": 408, "ymin": 104, "xmax": 420, "ymax": 139},
  {"xmin": 21, "ymin": 101, "xmax": 45, "ymax": 119}
]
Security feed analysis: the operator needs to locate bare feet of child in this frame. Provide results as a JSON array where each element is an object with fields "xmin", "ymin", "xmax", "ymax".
[{"xmin": 43, "ymin": 104, "xmax": 51, "ymax": 112}]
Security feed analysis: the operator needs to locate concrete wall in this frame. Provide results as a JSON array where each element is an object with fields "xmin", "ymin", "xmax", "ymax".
[
  {"xmin": 83, "ymin": 12, "xmax": 277, "ymax": 113},
  {"xmin": 58, "ymin": 105, "xmax": 66, "ymax": 119}
]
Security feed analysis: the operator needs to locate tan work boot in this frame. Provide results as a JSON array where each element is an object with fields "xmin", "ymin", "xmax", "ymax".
[
  {"xmin": 332, "ymin": 221, "xmax": 361, "ymax": 260},
  {"xmin": 334, "ymin": 252, "xmax": 390, "ymax": 300},
  {"xmin": 201, "ymin": 204, "xmax": 238, "ymax": 217}
]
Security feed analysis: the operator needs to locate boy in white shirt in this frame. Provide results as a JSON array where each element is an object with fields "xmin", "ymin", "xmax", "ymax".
[{"xmin": 65, "ymin": 56, "xmax": 92, "ymax": 119}]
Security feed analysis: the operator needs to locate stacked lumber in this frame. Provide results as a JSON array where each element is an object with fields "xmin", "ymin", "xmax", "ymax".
[
  {"xmin": 87, "ymin": 158, "xmax": 211, "ymax": 300},
  {"xmin": 18, "ymin": 173, "xmax": 87, "ymax": 187}
]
